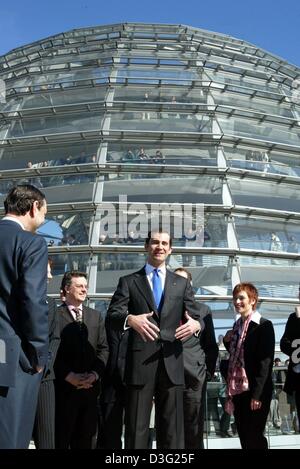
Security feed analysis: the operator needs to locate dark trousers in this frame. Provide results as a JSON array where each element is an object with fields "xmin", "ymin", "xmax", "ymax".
[
  {"xmin": 99, "ymin": 393, "xmax": 125, "ymax": 449},
  {"xmin": 0, "ymin": 366, "xmax": 41, "ymax": 449},
  {"xmin": 183, "ymin": 380, "xmax": 206, "ymax": 449},
  {"xmin": 219, "ymin": 396, "xmax": 231, "ymax": 433},
  {"xmin": 233, "ymin": 391, "xmax": 271, "ymax": 449},
  {"xmin": 125, "ymin": 358, "xmax": 184, "ymax": 449},
  {"xmin": 33, "ymin": 380, "xmax": 55, "ymax": 449},
  {"xmin": 55, "ymin": 386, "xmax": 98, "ymax": 449},
  {"xmin": 295, "ymin": 390, "xmax": 300, "ymax": 431}
]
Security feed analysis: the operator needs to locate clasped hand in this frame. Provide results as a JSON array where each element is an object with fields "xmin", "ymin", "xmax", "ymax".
[{"xmin": 65, "ymin": 371, "xmax": 97, "ymax": 389}]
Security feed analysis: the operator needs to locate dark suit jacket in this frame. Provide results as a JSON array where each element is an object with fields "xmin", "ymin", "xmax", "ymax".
[
  {"xmin": 42, "ymin": 297, "xmax": 60, "ymax": 382},
  {"xmin": 225, "ymin": 316, "xmax": 275, "ymax": 401},
  {"xmin": 0, "ymin": 219, "xmax": 48, "ymax": 385},
  {"xmin": 54, "ymin": 304, "xmax": 109, "ymax": 389},
  {"xmin": 106, "ymin": 267, "xmax": 203, "ymax": 386},
  {"xmin": 102, "ymin": 328, "xmax": 128, "ymax": 403},
  {"xmin": 183, "ymin": 304, "xmax": 218, "ymax": 387},
  {"xmin": 280, "ymin": 312, "xmax": 300, "ymax": 395}
]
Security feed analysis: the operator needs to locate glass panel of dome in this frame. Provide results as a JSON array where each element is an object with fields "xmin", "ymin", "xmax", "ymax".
[
  {"xmin": 28, "ymin": 53, "xmax": 40, "ymax": 61},
  {"xmin": 42, "ymin": 211, "xmax": 93, "ymax": 245},
  {"xmin": 8, "ymin": 57, "xmax": 28, "ymax": 67},
  {"xmin": 106, "ymin": 142, "xmax": 217, "ymax": 166},
  {"xmin": 42, "ymin": 176, "xmax": 97, "ymax": 204},
  {"xmin": 234, "ymin": 215, "xmax": 300, "ymax": 252},
  {"xmin": 0, "ymin": 141, "xmax": 100, "ymax": 170},
  {"xmin": 45, "ymin": 63, "xmax": 69, "ymax": 71},
  {"xmin": 269, "ymin": 151, "xmax": 300, "ymax": 177},
  {"xmin": 4, "ymin": 87, "xmax": 106, "ymax": 111},
  {"xmin": 102, "ymin": 174, "xmax": 222, "ymax": 204},
  {"xmin": 40, "ymin": 55, "xmax": 100, "ymax": 67},
  {"xmin": 192, "ymin": 255, "xmax": 233, "ymax": 295},
  {"xmin": 224, "ymin": 146, "xmax": 300, "ymax": 177},
  {"xmin": 229, "ymin": 177, "xmax": 300, "ymax": 212},
  {"xmin": 5, "ymin": 112, "xmax": 105, "ymax": 138},
  {"xmin": 212, "ymin": 90, "xmax": 294, "ymax": 118},
  {"xmin": 219, "ymin": 116, "xmax": 300, "ymax": 146},
  {"xmin": 116, "ymin": 67, "xmax": 198, "ymax": 85},
  {"xmin": 159, "ymin": 59, "xmax": 186, "ymax": 66},
  {"xmin": 110, "ymin": 111, "xmax": 212, "ymax": 133},
  {"xmin": 47, "ymin": 254, "xmax": 90, "ymax": 290},
  {"xmin": 239, "ymin": 256, "xmax": 300, "ymax": 298},
  {"xmin": 97, "ymin": 207, "xmax": 226, "ymax": 248},
  {"xmin": 8, "ymin": 67, "xmax": 110, "ymax": 89},
  {"xmin": 223, "ymin": 146, "xmax": 300, "ymax": 176},
  {"xmin": 206, "ymin": 70, "xmax": 283, "ymax": 94},
  {"xmin": 0, "ymin": 173, "xmax": 97, "ymax": 205},
  {"xmin": 0, "ymin": 124, "xmax": 9, "ymax": 140},
  {"xmin": 113, "ymin": 87, "xmax": 207, "ymax": 104},
  {"xmin": 204, "ymin": 302, "xmax": 235, "ymax": 322},
  {"xmin": 130, "ymin": 58, "xmax": 158, "ymax": 65},
  {"xmin": 257, "ymin": 302, "xmax": 298, "ymax": 322},
  {"xmin": 94, "ymin": 253, "xmax": 232, "ymax": 294}
]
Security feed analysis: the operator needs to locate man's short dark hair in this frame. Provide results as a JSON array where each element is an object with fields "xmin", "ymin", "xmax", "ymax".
[
  {"xmin": 4, "ymin": 185, "xmax": 46, "ymax": 215},
  {"xmin": 174, "ymin": 267, "xmax": 192, "ymax": 282},
  {"xmin": 145, "ymin": 230, "xmax": 173, "ymax": 247},
  {"xmin": 60, "ymin": 271, "xmax": 87, "ymax": 296}
]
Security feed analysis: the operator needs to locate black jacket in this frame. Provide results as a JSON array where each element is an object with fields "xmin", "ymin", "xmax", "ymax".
[
  {"xmin": 280, "ymin": 311, "xmax": 300, "ymax": 395},
  {"xmin": 54, "ymin": 304, "xmax": 109, "ymax": 387},
  {"xmin": 225, "ymin": 315, "xmax": 275, "ymax": 401}
]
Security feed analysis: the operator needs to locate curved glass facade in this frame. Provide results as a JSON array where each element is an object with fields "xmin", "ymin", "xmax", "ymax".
[{"xmin": 1, "ymin": 22, "xmax": 300, "ymax": 346}]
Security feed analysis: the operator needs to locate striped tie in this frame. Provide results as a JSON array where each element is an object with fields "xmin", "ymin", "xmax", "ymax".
[{"xmin": 73, "ymin": 308, "xmax": 82, "ymax": 322}]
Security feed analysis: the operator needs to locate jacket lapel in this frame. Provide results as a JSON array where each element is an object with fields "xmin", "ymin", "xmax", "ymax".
[
  {"xmin": 133, "ymin": 268, "xmax": 158, "ymax": 315},
  {"xmin": 245, "ymin": 320, "xmax": 259, "ymax": 338},
  {"xmin": 82, "ymin": 305, "xmax": 92, "ymax": 330},
  {"xmin": 61, "ymin": 304, "xmax": 74, "ymax": 322},
  {"xmin": 159, "ymin": 270, "xmax": 176, "ymax": 316}
]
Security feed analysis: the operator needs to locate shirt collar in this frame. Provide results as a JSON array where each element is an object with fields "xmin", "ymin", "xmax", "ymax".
[
  {"xmin": 145, "ymin": 263, "xmax": 167, "ymax": 276},
  {"xmin": 66, "ymin": 302, "xmax": 83, "ymax": 313},
  {"xmin": 235, "ymin": 310, "xmax": 261, "ymax": 325},
  {"xmin": 2, "ymin": 216, "xmax": 25, "ymax": 230}
]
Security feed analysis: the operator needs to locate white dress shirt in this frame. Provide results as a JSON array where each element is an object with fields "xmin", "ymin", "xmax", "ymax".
[{"xmin": 145, "ymin": 262, "xmax": 167, "ymax": 292}]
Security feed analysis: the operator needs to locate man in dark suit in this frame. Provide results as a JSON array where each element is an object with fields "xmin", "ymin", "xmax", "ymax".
[
  {"xmin": 33, "ymin": 260, "xmax": 61, "ymax": 449},
  {"xmin": 54, "ymin": 271, "xmax": 109, "ymax": 449},
  {"xmin": 280, "ymin": 297, "xmax": 300, "ymax": 431},
  {"xmin": 106, "ymin": 230, "xmax": 203, "ymax": 449},
  {"xmin": 174, "ymin": 267, "xmax": 218, "ymax": 449},
  {"xmin": 99, "ymin": 328, "xmax": 128, "ymax": 449},
  {"xmin": 0, "ymin": 184, "xmax": 49, "ymax": 449}
]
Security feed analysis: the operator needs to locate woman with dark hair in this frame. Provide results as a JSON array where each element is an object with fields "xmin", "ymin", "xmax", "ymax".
[{"xmin": 223, "ymin": 282, "xmax": 275, "ymax": 449}]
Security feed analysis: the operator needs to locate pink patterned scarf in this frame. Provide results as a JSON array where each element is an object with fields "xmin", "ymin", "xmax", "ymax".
[{"xmin": 225, "ymin": 313, "xmax": 252, "ymax": 415}]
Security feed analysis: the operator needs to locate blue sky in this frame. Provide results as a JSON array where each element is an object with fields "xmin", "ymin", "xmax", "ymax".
[{"xmin": 1, "ymin": 0, "xmax": 300, "ymax": 66}]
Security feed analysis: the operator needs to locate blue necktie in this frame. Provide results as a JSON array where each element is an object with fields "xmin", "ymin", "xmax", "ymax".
[{"xmin": 152, "ymin": 268, "xmax": 163, "ymax": 311}]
